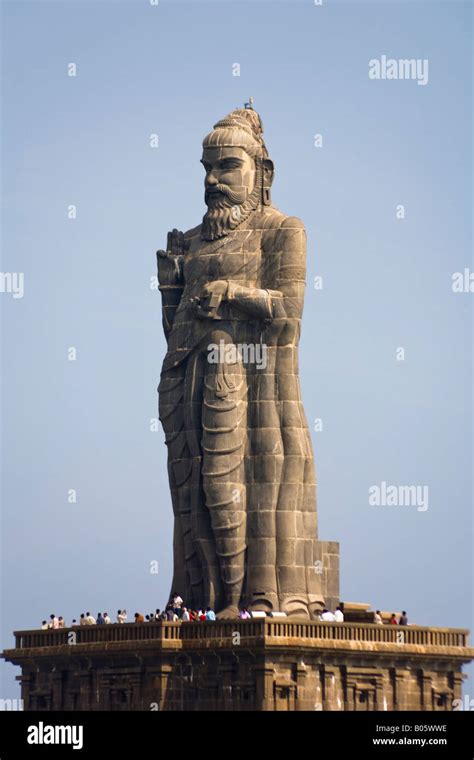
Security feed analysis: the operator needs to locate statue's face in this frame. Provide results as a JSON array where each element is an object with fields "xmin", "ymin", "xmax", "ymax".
[{"xmin": 201, "ymin": 146, "xmax": 256, "ymax": 207}]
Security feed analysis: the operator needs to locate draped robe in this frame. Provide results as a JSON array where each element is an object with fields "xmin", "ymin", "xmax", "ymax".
[{"xmin": 158, "ymin": 205, "xmax": 324, "ymax": 617}]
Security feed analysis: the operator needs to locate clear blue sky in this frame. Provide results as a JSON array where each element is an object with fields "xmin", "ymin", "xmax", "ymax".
[{"xmin": 1, "ymin": 0, "xmax": 472, "ymax": 699}]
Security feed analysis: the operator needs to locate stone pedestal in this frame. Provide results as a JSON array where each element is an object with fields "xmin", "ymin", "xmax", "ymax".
[
  {"xmin": 2, "ymin": 619, "xmax": 472, "ymax": 712},
  {"xmin": 314, "ymin": 540, "xmax": 340, "ymax": 611}
]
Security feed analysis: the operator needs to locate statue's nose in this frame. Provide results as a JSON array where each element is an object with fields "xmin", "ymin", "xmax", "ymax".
[{"xmin": 206, "ymin": 172, "xmax": 218, "ymax": 187}]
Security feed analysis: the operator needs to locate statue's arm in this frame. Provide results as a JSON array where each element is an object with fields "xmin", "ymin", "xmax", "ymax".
[
  {"xmin": 156, "ymin": 228, "xmax": 185, "ymax": 340},
  {"xmin": 268, "ymin": 215, "xmax": 307, "ymax": 321},
  {"xmin": 225, "ymin": 281, "xmax": 280, "ymax": 322},
  {"xmin": 225, "ymin": 216, "xmax": 306, "ymax": 322},
  {"xmin": 198, "ymin": 279, "xmax": 279, "ymax": 323}
]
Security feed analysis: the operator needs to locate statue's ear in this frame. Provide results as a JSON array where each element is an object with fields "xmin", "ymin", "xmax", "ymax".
[{"xmin": 262, "ymin": 159, "xmax": 274, "ymax": 206}]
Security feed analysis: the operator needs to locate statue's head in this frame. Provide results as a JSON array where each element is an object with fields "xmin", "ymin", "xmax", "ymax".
[{"xmin": 200, "ymin": 107, "xmax": 274, "ymax": 241}]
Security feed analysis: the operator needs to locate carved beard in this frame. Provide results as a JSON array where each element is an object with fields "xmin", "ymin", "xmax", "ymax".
[{"xmin": 201, "ymin": 168, "xmax": 262, "ymax": 241}]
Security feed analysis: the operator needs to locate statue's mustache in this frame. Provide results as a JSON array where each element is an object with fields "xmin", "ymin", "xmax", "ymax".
[{"xmin": 206, "ymin": 184, "xmax": 248, "ymax": 206}]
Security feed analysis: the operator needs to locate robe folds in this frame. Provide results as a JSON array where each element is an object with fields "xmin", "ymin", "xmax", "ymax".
[{"xmin": 158, "ymin": 205, "xmax": 324, "ymax": 617}]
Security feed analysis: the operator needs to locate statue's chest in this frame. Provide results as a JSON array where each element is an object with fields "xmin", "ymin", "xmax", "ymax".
[{"xmin": 185, "ymin": 230, "xmax": 263, "ymax": 285}]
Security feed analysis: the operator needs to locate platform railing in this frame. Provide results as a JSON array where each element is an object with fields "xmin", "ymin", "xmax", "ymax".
[{"xmin": 10, "ymin": 619, "xmax": 469, "ymax": 651}]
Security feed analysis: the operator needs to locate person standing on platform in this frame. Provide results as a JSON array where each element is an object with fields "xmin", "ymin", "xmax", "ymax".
[{"xmin": 334, "ymin": 606, "xmax": 344, "ymax": 622}]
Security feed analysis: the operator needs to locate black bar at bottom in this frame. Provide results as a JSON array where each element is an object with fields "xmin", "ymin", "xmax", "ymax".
[{"xmin": 0, "ymin": 710, "xmax": 473, "ymax": 757}]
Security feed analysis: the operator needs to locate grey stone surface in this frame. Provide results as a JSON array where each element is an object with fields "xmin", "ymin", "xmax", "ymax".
[{"xmin": 157, "ymin": 106, "xmax": 337, "ymax": 618}]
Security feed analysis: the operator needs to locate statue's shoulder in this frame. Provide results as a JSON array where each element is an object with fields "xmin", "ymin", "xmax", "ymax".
[
  {"xmin": 259, "ymin": 206, "xmax": 306, "ymax": 237},
  {"xmin": 183, "ymin": 223, "xmax": 202, "ymax": 242}
]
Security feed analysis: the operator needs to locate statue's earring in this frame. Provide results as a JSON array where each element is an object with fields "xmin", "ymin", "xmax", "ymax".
[{"xmin": 262, "ymin": 158, "xmax": 274, "ymax": 206}]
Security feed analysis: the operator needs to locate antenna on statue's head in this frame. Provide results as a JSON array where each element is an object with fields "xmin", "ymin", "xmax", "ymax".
[{"xmin": 244, "ymin": 97, "xmax": 254, "ymax": 110}]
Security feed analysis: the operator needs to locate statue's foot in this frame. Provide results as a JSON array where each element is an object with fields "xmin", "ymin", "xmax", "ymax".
[
  {"xmin": 280, "ymin": 596, "xmax": 310, "ymax": 619},
  {"xmin": 247, "ymin": 592, "xmax": 278, "ymax": 615},
  {"xmin": 216, "ymin": 605, "xmax": 240, "ymax": 620},
  {"xmin": 308, "ymin": 596, "xmax": 325, "ymax": 620}
]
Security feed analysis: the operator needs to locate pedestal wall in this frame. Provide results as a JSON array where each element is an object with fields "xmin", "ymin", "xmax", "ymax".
[{"xmin": 2, "ymin": 620, "xmax": 472, "ymax": 712}]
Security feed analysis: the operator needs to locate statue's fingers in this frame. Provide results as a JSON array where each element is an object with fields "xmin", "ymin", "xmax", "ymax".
[
  {"xmin": 170, "ymin": 228, "xmax": 179, "ymax": 254},
  {"xmin": 166, "ymin": 231, "xmax": 173, "ymax": 251}
]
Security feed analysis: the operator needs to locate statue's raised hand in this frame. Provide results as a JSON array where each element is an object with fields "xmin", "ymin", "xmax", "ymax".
[{"xmin": 156, "ymin": 228, "xmax": 185, "ymax": 286}]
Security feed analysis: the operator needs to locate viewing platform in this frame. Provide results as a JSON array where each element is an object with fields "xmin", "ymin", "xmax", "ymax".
[
  {"xmin": 7, "ymin": 619, "xmax": 471, "ymax": 653},
  {"xmin": 3, "ymin": 620, "xmax": 473, "ymax": 711}
]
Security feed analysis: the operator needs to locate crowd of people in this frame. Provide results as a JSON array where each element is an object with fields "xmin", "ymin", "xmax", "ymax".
[
  {"xmin": 41, "ymin": 593, "xmax": 226, "ymax": 629},
  {"xmin": 40, "ymin": 595, "xmax": 408, "ymax": 629},
  {"xmin": 317, "ymin": 608, "xmax": 408, "ymax": 625}
]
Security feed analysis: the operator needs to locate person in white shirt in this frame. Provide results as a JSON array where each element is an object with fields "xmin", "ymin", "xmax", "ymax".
[
  {"xmin": 334, "ymin": 606, "xmax": 344, "ymax": 622},
  {"xmin": 85, "ymin": 612, "xmax": 96, "ymax": 625},
  {"xmin": 58, "ymin": 617, "xmax": 65, "ymax": 628},
  {"xmin": 374, "ymin": 610, "xmax": 383, "ymax": 624},
  {"xmin": 49, "ymin": 614, "xmax": 59, "ymax": 629},
  {"xmin": 181, "ymin": 607, "xmax": 190, "ymax": 621},
  {"xmin": 41, "ymin": 620, "xmax": 48, "ymax": 630},
  {"xmin": 103, "ymin": 613, "xmax": 111, "ymax": 624},
  {"xmin": 172, "ymin": 593, "xmax": 183, "ymax": 615},
  {"xmin": 117, "ymin": 609, "xmax": 127, "ymax": 624},
  {"xmin": 321, "ymin": 609, "xmax": 336, "ymax": 622}
]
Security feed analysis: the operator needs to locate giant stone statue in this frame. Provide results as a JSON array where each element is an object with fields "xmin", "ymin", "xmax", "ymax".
[{"xmin": 157, "ymin": 105, "xmax": 325, "ymax": 619}]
